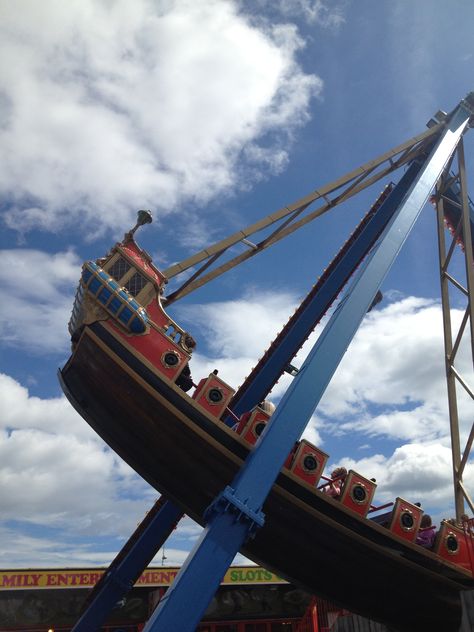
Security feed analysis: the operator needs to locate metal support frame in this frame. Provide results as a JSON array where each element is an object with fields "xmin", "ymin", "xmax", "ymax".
[
  {"xmin": 71, "ymin": 497, "xmax": 183, "ymax": 632},
  {"xmin": 229, "ymin": 161, "xmax": 427, "ymax": 419},
  {"xmin": 142, "ymin": 97, "xmax": 472, "ymax": 632},
  {"xmin": 163, "ymin": 125, "xmax": 444, "ymax": 304},
  {"xmin": 435, "ymin": 137, "xmax": 474, "ymax": 519}
]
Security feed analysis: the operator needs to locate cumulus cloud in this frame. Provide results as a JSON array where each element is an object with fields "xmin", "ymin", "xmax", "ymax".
[
  {"xmin": 0, "ymin": 374, "xmax": 154, "ymax": 530},
  {"xmin": 0, "ymin": 248, "xmax": 81, "ymax": 353},
  {"xmin": 318, "ymin": 296, "xmax": 473, "ymax": 442},
  {"xmin": 0, "ymin": 0, "xmax": 322, "ymax": 237},
  {"xmin": 179, "ymin": 288, "xmax": 297, "ymax": 360},
  {"xmin": 0, "ymin": 373, "xmax": 93, "ymax": 439},
  {"xmin": 0, "ymin": 371, "xmax": 207, "ymax": 567}
]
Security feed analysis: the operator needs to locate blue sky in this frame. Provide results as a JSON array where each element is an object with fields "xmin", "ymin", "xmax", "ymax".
[{"xmin": 0, "ymin": 0, "xmax": 474, "ymax": 569}]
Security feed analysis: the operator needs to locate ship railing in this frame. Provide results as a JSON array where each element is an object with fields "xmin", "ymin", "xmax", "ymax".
[
  {"xmin": 155, "ymin": 319, "xmax": 195, "ymax": 354},
  {"xmin": 367, "ymin": 501, "xmax": 394, "ymax": 516},
  {"xmin": 316, "ymin": 474, "xmax": 345, "ymax": 493},
  {"xmin": 224, "ymin": 406, "xmax": 241, "ymax": 427},
  {"xmin": 160, "ymin": 320, "xmax": 186, "ymax": 342},
  {"xmin": 367, "ymin": 502, "xmax": 396, "ymax": 526}
]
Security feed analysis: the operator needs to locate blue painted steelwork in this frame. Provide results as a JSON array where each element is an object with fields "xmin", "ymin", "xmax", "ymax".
[
  {"xmin": 71, "ymin": 497, "xmax": 182, "ymax": 632},
  {"xmin": 143, "ymin": 100, "xmax": 472, "ymax": 632},
  {"xmin": 70, "ymin": 261, "xmax": 149, "ymax": 335},
  {"xmin": 229, "ymin": 170, "xmax": 423, "ymax": 421}
]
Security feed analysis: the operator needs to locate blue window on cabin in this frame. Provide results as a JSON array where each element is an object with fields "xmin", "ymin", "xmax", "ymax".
[
  {"xmin": 88, "ymin": 277, "xmax": 101, "ymax": 294},
  {"xmin": 82, "ymin": 268, "xmax": 92, "ymax": 283},
  {"xmin": 98, "ymin": 287, "xmax": 112, "ymax": 304},
  {"xmin": 120, "ymin": 307, "xmax": 133, "ymax": 323},
  {"xmin": 109, "ymin": 297, "xmax": 121, "ymax": 313},
  {"xmin": 130, "ymin": 318, "xmax": 141, "ymax": 333}
]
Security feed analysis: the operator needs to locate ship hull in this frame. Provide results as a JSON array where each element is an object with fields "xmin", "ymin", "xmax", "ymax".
[{"xmin": 60, "ymin": 322, "xmax": 473, "ymax": 632}]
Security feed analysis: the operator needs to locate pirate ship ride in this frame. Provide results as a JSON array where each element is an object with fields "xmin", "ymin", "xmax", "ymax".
[{"xmin": 60, "ymin": 94, "xmax": 474, "ymax": 632}]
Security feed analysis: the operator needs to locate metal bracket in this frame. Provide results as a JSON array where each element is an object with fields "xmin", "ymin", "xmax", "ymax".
[{"xmin": 205, "ymin": 485, "xmax": 265, "ymax": 538}]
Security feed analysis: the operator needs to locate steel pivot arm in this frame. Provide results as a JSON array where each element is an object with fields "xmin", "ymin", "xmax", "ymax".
[{"xmin": 143, "ymin": 98, "xmax": 473, "ymax": 632}]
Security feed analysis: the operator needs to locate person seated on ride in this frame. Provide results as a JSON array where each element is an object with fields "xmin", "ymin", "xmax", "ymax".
[
  {"xmin": 231, "ymin": 399, "xmax": 276, "ymax": 431},
  {"xmin": 324, "ymin": 466, "xmax": 347, "ymax": 499},
  {"xmin": 416, "ymin": 514, "xmax": 437, "ymax": 549},
  {"xmin": 259, "ymin": 400, "xmax": 276, "ymax": 416},
  {"xmin": 461, "ymin": 514, "xmax": 474, "ymax": 534}
]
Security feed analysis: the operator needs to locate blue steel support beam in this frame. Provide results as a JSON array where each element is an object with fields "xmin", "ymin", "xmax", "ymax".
[
  {"xmin": 72, "ymin": 498, "xmax": 182, "ymax": 632},
  {"xmin": 230, "ymin": 162, "xmax": 426, "ymax": 420},
  {"xmin": 143, "ymin": 100, "xmax": 472, "ymax": 632}
]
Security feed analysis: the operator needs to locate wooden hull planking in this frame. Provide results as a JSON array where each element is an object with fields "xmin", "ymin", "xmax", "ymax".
[{"xmin": 60, "ymin": 322, "xmax": 474, "ymax": 632}]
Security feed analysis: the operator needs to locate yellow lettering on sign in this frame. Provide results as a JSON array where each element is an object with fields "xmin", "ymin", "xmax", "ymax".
[{"xmin": 0, "ymin": 566, "xmax": 284, "ymax": 590}]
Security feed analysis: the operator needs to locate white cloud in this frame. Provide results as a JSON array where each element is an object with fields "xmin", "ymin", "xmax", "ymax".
[
  {"xmin": 0, "ymin": 373, "xmax": 153, "ymax": 534},
  {"xmin": 0, "ymin": 525, "xmax": 115, "ymax": 568},
  {"xmin": 0, "ymin": 249, "xmax": 81, "ymax": 353},
  {"xmin": 318, "ymin": 297, "xmax": 473, "ymax": 442},
  {"xmin": 178, "ymin": 288, "xmax": 299, "ymax": 400},
  {"xmin": 0, "ymin": 373, "xmax": 92, "ymax": 439},
  {"xmin": 0, "ymin": 0, "xmax": 322, "ymax": 237},
  {"xmin": 0, "ymin": 371, "xmax": 206, "ymax": 568},
  {"xmin": 0, "ymin": 519, "xmax": 201, "ymax": 568},
  {"xmin": 180, "ymin": 289, "xmax": 296, "ymax": 359},
  {"xmin": 337, "ymin": 441, "xmax": 474, "ymax": 517},
  {"xmin": 264, "ymin": 0, "xmax": 346, "ymax": 28}
]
